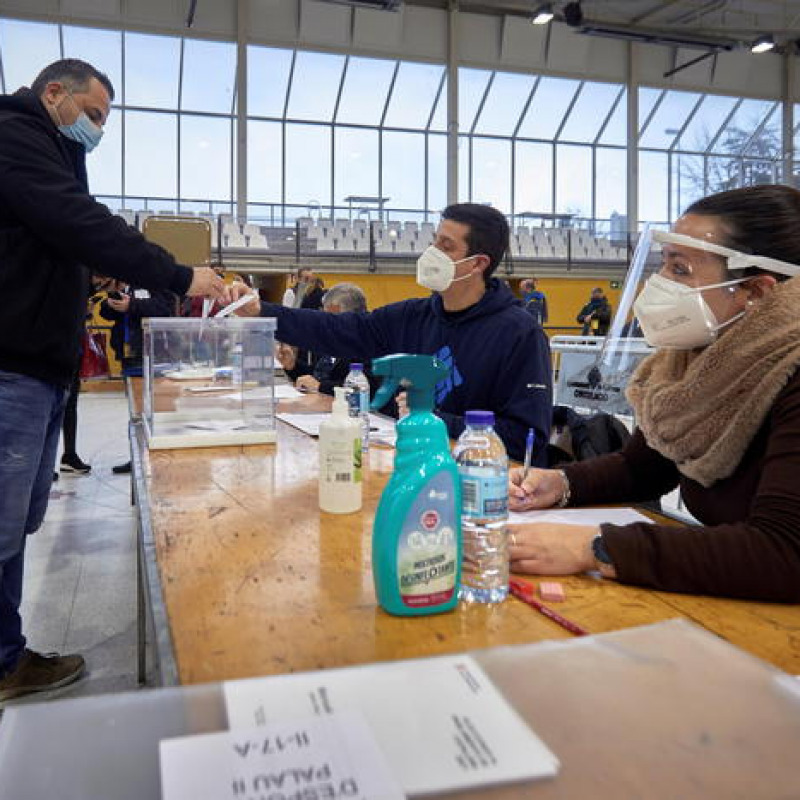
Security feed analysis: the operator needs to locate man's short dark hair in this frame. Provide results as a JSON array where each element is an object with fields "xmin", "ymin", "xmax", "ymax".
[
  {"xmin": 31, "ymin": 58, "xmax": 115, "ymax": 102},
  {"xmin": 441, "ymin": 203, "xmax": 509, "ymax": 285}
]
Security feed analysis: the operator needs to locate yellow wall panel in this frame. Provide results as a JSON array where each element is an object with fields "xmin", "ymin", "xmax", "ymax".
[{"xmin": 267, "ymin": 271, "xmax": 622, "ymax": 336}]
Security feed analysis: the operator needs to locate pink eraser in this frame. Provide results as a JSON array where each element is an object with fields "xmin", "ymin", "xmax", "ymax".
[{"xmin": 539, "ymin": 581, "xmax": 566, "ymax": 602}]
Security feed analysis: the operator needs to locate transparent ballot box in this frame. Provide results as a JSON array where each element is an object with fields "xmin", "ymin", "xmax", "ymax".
[{"xmin": 142, "ymin": 317, "xmax": 277, "ymax": 449}]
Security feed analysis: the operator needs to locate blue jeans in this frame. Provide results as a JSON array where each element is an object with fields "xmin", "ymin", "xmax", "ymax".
[{"xmin": 0, "ymin": 370, "xmax": 65, "ymax": 674}]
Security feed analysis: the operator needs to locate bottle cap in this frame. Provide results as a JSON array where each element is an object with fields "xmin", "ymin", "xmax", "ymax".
[
  {"xmin": 465, "ymin": 410, "xmax": 494, "ymax": 426},
  {"xmin": 350, "ymin": 363, "xmax": 363, "ymax": 371}
]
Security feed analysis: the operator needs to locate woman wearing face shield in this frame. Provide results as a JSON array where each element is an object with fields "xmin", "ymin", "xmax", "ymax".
[{"xmin": 508, "ymin": 184, "xmax": 800, "ymax": 602}]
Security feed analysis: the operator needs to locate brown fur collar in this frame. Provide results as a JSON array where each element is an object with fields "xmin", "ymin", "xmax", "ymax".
[{"xmin": 626, "ymin": 276, "xmax": 800, "ymax": 487}]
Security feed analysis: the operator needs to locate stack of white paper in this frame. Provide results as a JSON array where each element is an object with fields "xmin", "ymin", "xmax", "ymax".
[
  {"xmin": 277, "ymin": 411, "xmax": 397, "ymax": 446},
  {"xmin": 508, "ymin": 507, "xmax": 652, "ymax": 527},
  {"xmin": 221, "ymin": 654, "xmax": 559, "ymax": 795}
]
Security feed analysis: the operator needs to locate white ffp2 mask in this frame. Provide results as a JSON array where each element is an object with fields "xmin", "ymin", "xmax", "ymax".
[
  {"xmin": 633, "ymin": 273, "xmax": 747, "ymax": 349},
  {"xmin": 416, "ymin": 246, "xmax": 476, "ymax": 292}
]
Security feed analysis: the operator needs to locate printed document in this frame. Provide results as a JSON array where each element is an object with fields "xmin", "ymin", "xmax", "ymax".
[
  {"xmin": 223, "ymin": 654, "xmax": 559, "ymax": 795},
  {"xmin": 160, "ymin": 710, "xmax": 404, "ymax": 800}
]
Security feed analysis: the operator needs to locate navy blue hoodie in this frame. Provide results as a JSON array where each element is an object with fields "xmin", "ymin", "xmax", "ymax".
[{"xmin": 262, "ymin": 279, "xmax": 552, "ymax": 464}]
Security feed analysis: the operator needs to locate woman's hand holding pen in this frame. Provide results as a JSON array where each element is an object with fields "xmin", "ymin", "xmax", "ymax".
[{"xmin": 509, "ymin": 467, "xmax": 566, "ymax": 511}]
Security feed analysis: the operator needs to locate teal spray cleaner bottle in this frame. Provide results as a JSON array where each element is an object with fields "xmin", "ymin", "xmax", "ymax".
[{"xmin": 370, "ymin": 354, "xmax": 462, "ymax": 616}]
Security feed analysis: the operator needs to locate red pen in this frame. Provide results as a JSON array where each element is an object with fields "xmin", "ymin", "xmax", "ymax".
[{"xmin": 509, "ymin": 577, "xmax": 589, "ymax": 637}]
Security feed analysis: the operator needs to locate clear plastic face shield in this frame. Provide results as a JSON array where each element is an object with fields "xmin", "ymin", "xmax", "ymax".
[
  {"xmin": 627, "ymin": 229, "xmax": 800, "ymax": 350},
  {"xmin": 570, "ymin": 225, "xmax": 799, "ymax": 415}
]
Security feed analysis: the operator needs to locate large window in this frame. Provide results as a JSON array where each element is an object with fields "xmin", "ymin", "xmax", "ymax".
[
  {"xmin": 247, "ymin": 45, "xmax": 446, "ymax": 223},
  {"xmin": 457, "ymin": 69, "xmax": 628, "ymax": 228},
  {"xmin": 1, "ymin": 16, "xmax": 793, "ymax": 229},
  {"xmin": 0, "ymin": 19, "xmax": 235, "ymax": 213},
  {"xmin": 638, "ymin": 87, "xmax": 782, "ymax": 224}
]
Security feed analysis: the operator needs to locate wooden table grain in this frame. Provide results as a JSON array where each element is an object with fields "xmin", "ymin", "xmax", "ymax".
[{"xmin": 130, "ymin": 390, "xmax": 800, "ymax": 684}]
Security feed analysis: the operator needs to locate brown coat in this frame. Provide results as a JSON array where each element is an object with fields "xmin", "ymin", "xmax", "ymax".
[{"xmin": 564, "ymin": 368, "xmax": 800, "ymax": 602}]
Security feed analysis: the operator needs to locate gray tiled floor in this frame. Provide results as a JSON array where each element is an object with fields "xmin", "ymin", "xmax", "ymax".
[{"xmin": 5, "ymin": 390, "xmax": 139, "ymax": 708}]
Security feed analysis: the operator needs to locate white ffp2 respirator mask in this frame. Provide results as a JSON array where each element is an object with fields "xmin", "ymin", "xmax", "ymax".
[
  {"xmin": 633, "ymin": 273, "xmax": 747, "ymax": 349},
  {"xmin": 416, "ymin": 246, "xmax": 476, "ymax": 292}
]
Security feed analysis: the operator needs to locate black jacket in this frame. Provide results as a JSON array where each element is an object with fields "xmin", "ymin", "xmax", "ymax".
[
  {"xmin": 577, "ymin": 298, "xmax": 612, "ymax": 336},
  {"xmin": 0, "ymin": 88, "xmax": 193, "ymax": 386},
  {"xmin": 286, "ymin": 355, "xmax": 380, "ymax": 398},
  {"xmin": 99, "ymin": 287, "xmax": 177, "ymax": 363}
]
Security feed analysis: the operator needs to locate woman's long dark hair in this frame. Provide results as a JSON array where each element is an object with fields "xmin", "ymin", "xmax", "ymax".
[{"xmin": 685, "ymin": 185, "xmax": 800, "ymax": 279}]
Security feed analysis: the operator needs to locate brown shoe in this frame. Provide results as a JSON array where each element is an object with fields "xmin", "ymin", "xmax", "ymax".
[{"xmin": 0, "ymin": 649, "xmax": 85, "ymax": 701}]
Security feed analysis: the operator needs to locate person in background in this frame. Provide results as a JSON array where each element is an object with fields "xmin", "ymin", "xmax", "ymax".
[
  {"xmin": 0, "ymin": 58, "xmax": 226, "ymax": 701},
  {"xmin": 508, "ymin": 184, "xmax": 800, "ymax": 603},
  {"xmin": 229, "ymin": 203, "xmax": 552, "ymax": 464},
  {"xmin": 58, "ymin": 315, "xmax": 92, "ymax": 477},
  {"xmin": 278, "ymin": 283, "xmax": 377, "ymax": 397},
  {"xmin": 577, "ymin": 287, "xmax": 612, "ymax": 335},
  {"xmin": 300, "ymin": 277, "xmax": 325, "ymax": 311},
  {"xmin": 282, "ymin": 267, "xmax": 314, "ymax": 308},
  {"xmin": 56, "ymin": 276, "xmax": 110, "ymax": 479},
  {"xmin": 520, "ymin": 278, "xmax": 548, "ymax": 327},
  {"xmin": 100, "ymin": 281, "xmax": 177, "ymax": 475}
]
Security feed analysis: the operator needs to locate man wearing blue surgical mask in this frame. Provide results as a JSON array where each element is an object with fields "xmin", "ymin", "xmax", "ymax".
[
  {"xmin": 230, "ymin": 203, "xmax": 552, "ymax": 465},
  {"xmin": 0, "ymin": 59, "xmax": 228, "ymax": 702},
  {"xmin": 43, "ymin": 77, "xmax": 108, "ymax": 153}
]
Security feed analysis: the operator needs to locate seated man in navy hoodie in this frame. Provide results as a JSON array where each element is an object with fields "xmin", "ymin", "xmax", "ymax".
[{"xmin": 232, "ymin": 204, "xmax": 552, "ymax": 464}]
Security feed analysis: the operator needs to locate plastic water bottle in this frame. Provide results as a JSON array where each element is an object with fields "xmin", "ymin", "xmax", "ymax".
[
  {"xmin": 230, "ymin": 343, "xmax": 243, "ymax": 386},
  {"xmin": 453, "ymin": 410, "xmax": 509, "ymax": 603},
  {"xmin": 344, "ymin": 363, "xmax": 370, "ymax": 451}
]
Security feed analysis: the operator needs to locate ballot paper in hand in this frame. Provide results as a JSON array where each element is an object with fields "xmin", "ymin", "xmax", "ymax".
[
  {"xmin": 223, "ymin": 654, "xmax": 559, "ymax": 795},
  {"xmin": 160, "ymin": 711, "xmax": 404, "ymax": 800}
]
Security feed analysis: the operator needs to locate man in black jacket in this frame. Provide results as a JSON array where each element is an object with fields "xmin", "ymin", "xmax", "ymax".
[
  {"xmin": 279, "ymin": 283, "xmax": 379, "ymax": 397},
  {"xmin": 577, "ymin": 287, "xmax": 612, "ymax": 336},
  {"xmin": 0, "ymin": 58, "xmax": 226, "ymax": 701}
]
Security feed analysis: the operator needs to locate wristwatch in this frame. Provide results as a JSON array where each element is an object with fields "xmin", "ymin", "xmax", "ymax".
[{"xmin": 592, "ymin": 533, "xmax": 612, "ymax": 566}]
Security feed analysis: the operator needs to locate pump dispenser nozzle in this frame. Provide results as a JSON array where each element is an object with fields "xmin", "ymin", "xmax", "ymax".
[
  {"xmin": 332, "ymin": 385, "xmax": 348, "ymax": 416},
  {"xmin": 370, "ymin": 354, "xmax": 448, "ymax": 414}
]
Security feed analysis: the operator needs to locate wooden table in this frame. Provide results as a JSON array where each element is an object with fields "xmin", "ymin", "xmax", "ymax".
[{"xmin": 129, "ymin": 389, "xmax": 800, "ymax": 685}]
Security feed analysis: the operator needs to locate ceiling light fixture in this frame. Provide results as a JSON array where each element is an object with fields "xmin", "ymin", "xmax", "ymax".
[
  {"xmin": 532, "ymin": 3, "xmax": 554, "ymax": 25},
  {"xmin": 751, "ymin": 35, "xmax": 775, "ymax": 53}
]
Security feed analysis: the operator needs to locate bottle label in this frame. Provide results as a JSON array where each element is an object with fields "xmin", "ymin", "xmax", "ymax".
[
  {"xmin": 321, "ymin": 437, "xmax": 362, "ymax": 485},
  {"xmin": 397, "ymin": 471, "xmax": 458, "ymax": 608},
  {"xmin": 460, "ymin": 470, "xmax": 507, "ymax": 519},
  {"xmin": 346, "ymin": 387, "xmax": 368, "ymax": 417}
]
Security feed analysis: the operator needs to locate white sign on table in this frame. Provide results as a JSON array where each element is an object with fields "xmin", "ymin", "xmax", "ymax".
[
  {"xmin": 222, "ymin": 654, "xmax": 559, "ymax": 796},
  {"xmin": 160, "ymin": 711, "xmax": 405, "ymax": 800}
]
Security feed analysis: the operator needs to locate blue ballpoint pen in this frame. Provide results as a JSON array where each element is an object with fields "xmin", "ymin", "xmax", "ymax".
[{"xmin": 522, "ymin": 428, "xmax": 535, "ymax": 481}]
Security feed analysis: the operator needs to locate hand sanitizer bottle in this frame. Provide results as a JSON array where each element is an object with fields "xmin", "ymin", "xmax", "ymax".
[{"xmin": 318, "ymin": 386, "xmax": 362, "ymax": 514}]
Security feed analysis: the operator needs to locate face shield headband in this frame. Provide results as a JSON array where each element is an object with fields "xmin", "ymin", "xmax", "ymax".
[
  {"xmin": 632, "ymin": 229, "xmax": 800, "ymax": 349},
  {"xmin": 651, "ymin": 230, "xmax": 800, "ymax": 278}
]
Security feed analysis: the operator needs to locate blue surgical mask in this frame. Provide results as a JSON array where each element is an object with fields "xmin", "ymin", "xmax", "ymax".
[
  {"xmin": 59, "ymin": 111, "xmax": 103, "ymax": 153},
  {"xmin": 56, "ymin": 92, "xmax": 104, "ymax": 153}
]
